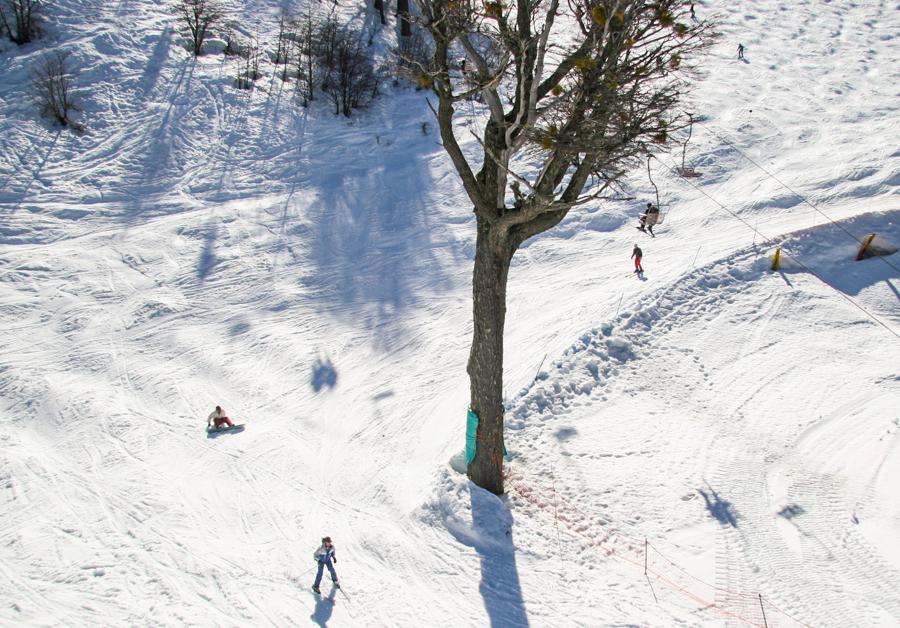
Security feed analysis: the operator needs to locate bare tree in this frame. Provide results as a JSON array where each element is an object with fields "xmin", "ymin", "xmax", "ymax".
[
  {"xmin": 414, "ymin": 0, "xmax": 715, "ymax": 494},
  {"xmin": 316, "ymin": 15, "xmax": 341, "ymax": 93},
  {"xmin": 234, "ymin": 37, "xmax": 261, "ymax": 89},
  {"xmin": 273, "ymin": 8, "xmax": 292, "ymax": 66},
  {"xmin": 323, "ymin": 27, "xmax": 378, "ymax": 116},
  {"xmin": 294, "ymin": 9, "xmax": 317, "ymax": 105},
  {"xmin": 0, "ymin": 0, "xmax": 41, "ymax": 45},
  {"xmin": 390, "ymin": 29, "xmax": 432, "ymax": 87},
  {"xmin": 175, "ymin": 0, "xmax": 223, "ymax": 56},
  {"xmin": 31, "ymin": 51, "xmax": 81, "ymax": 131}
]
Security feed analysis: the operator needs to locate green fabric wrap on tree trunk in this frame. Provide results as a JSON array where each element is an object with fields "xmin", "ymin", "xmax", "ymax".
[{"xmin": 466, "ymin": 408, "xmax": 508, "ymax": 466}]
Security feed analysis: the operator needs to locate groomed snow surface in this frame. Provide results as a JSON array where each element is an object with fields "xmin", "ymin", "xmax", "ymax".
[{"xmin": 1, "ymin": 0, "xmax": 899, "ymax": 626}]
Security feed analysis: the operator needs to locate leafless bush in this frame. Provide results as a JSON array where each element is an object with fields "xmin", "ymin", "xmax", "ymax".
[
  {"xmin": 322, "ymin": 27, "xmax": 377, "ymax": 117},
  {"xmin": 222, "ymin": 28, "xmax": 248, "ymax": 57},
  {"xmin": 273, "ymin": 9, "xmax": 292, "ymax": 66},
  {"xmin": 389, "ymin": 29, "xmax": 433, "ymax": 88},
  {"xmin": 0, "ymin": 0, "xmax": 42, "ymax": 45},
  {"xmin": 234, "ymin": 38, "xmax": 261, "ymax": 89},
  {"xmin": 31, "ymin": 51, "xmax": 82, "ymax": 131},
  {"xmin": 293, "ymin": 9, "xmax": 317, "ymax": 105},
  {"xmin": 315, "ymin": 15, "xmax": 340, "ymax": 93},
  {"xmin": 175, "ymin": 0, "xmax": 223, "ymax": 56}
]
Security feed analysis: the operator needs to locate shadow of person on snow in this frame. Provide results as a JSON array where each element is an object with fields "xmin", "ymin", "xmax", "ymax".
[
  {"xmin": 698, "ymin": 485, "xmax": 738, "ymax": 528},
  {"xmin": 310, "ymin": 586, "xmax": 338, "ymax": 627}
]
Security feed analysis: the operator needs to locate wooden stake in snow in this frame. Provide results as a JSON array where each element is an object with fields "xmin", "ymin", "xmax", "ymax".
[
  {"xmin": 758, "ymin": 593, "xmax": 769, "ymax": 628},
  {"xmin": 856, "ymin": 233, "xmax": 876, "ymax": 261}
]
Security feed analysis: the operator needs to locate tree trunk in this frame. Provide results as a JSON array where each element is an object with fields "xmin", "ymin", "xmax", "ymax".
[
  {"xmin": 467, "ymin": 217, "xmax": 512, "ymax": 495},
  {"xmin": 397, "ymin": 0, "xmax": 411, "ymax": 36},
  {"xmin": 374, "ymin": 0, "xmax": 386, "ymax": 25}
]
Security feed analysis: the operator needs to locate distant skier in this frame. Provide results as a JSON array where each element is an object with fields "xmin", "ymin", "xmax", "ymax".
[
  {"xmin": 207, "ymin": 405, "xmax": 234, "ymax": 430},
  {"xmin": 638, "ymin": 202, "xmax": 660, "ymax": 237},
  {"xmin": 631, "ymin": 244, "xmax": 644, "ymax": 274},
  {"xmin": 690, "ymin": 2, "xmax": 696, "ymax": 20},
  {"xmin": 312, "ymin": 536, "xmax": 339, "ymax": 594},
  {"xmin": 737, "ymin": 43, "xmax": 745, "ymax": 59}
]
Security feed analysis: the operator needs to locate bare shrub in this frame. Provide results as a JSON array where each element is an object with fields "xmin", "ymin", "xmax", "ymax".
[
  {"xmin": 234, "ymin": 38, "xmax": 261, "ymax": 89},
  {"xmin": 315, "ymin": 15, "xmax": 340, "ymax": 93},
  {"xmin": 389, "ymin": 29, "xmax": 433, "ymax": 87},
  {"xmin": 322, "ymin": 27, "xmax": 377, "ymax": 117},
  {"xmin": 0, "ymin": 0, "xmax": 42, "ymax": 45},
  {"xmin": 273, "ymin": 9, "xmax": 292, "ymax": 65},
  {"xmin": 222, "ymin": 28, "xmax": 248, "ymax": 57},
  {"xmin": 31, "ymin": 51, "xmax": 82, "ymax": 131},
  {"xmin": 175, "ymin": 0, "xmax": 223, "ymax": 56},
  {"xmin": 294, "ymin": 9, "xmax": 317, "ymax": 105}
]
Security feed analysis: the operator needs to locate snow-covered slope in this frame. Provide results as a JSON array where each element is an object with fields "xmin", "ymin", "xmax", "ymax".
[{"xmin": 1, "ymin": 0, "xmax": 898, "ymax": 626}]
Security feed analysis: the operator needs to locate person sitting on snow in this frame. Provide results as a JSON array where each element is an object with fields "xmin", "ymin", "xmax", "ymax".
[
  {"xmin": 207, "ymin": 405, "xmax": 234, "ymax": 430},
  {"xmin": 312, "ymin": 536, "xmax": 339, "ymax": 594}
]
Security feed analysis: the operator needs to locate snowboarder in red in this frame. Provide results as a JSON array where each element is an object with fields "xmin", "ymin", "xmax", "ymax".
[
  {"xmin": 631, "ymin": 244, "xmax": 644, "ymax": 274},
  {"xmin": 207, "ymin": 405, "xmax": 234, "ymax": 429}
]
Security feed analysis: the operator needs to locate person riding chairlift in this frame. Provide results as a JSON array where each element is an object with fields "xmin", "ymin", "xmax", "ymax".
[{"xmin": 639, "ymin": 202, "xmax": 661, "ymax": 236}]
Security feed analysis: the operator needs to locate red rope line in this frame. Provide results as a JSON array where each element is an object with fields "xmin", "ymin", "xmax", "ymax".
[{"xmin": 509, "ymin": 479, "xmax": 812, "ymax": 627}]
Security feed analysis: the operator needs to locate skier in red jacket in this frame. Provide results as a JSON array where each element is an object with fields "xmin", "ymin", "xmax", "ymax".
[{"xmin": 631, "ymin": 244, "xmax": 644, "ymax": 274}]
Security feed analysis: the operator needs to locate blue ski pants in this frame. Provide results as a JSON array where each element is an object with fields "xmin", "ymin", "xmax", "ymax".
[{"xmin": 314, "ymin": 560, "xmax": 338, "ymax": 588}]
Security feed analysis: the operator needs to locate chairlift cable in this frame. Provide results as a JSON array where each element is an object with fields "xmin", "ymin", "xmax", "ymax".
[
  {"xmin": 651, "ymin": 153, "xmax": 900, "ymax": 341},
  {"xmin": 699, "ymin": 122, "xmax": 900, "ymax": 275}
]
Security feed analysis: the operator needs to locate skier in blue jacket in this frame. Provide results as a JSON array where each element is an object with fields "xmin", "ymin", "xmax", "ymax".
[{"xmin": 312, "ymin": 536, "xmax": 339, "ymax": 594}]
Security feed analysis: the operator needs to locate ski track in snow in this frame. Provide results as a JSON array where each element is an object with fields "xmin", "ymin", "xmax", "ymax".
[{"xmin": 1, "ymin": 0, "xmax": 899, "ymax": 625}]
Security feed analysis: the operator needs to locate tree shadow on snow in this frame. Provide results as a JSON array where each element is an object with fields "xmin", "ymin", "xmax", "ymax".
[
  {"xmin": 299, "ymin": 100, "xmax": 457, "ymax": 351},
  {"xmin": 311, "ymin": 356, "xmax": 338, "ymax": 392},
  {"xmin": 698, "ymin": 485, "xmax": 738, "ymax": 528},
  {"xmin": 196, "ymin": 225, "xmax": 218, "ymax": 281},
  {"xmin": 120, "ymin": 57, "xmax": 198, "ymax": 222},
  {"xmin": 141, "ymin": 27, "xmax": 173, "ymax": 99},
  {"xmin": 445, "ymin": 485, "xmax": 529, "ymax": 627},
  {"xmin": 0, "ymin": 130, "xmax": 61, "ymax": 212}
]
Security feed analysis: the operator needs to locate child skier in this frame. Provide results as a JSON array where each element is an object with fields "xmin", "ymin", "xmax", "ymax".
[
  {"xmin": 312, "ymin": 536, "xmax": 339, "ymax": 594},
  {"xmin": 631, "ymin": 244, "xmax": 644, "ymax": 274},
  {"xmin": 207, "ymin": 405, "xmax": 234, "ymax": 430}
]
